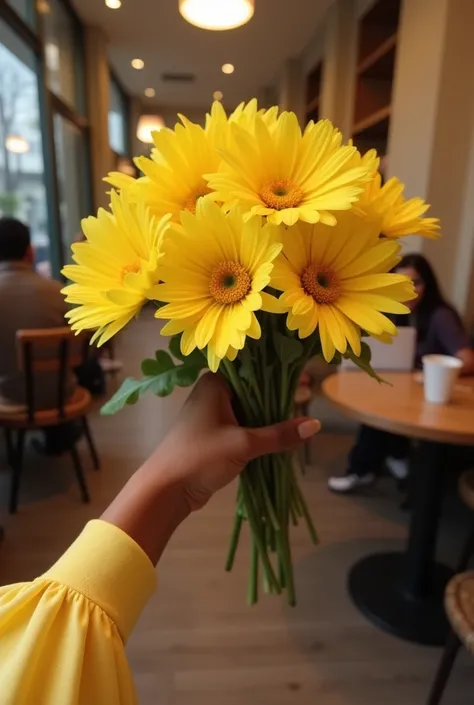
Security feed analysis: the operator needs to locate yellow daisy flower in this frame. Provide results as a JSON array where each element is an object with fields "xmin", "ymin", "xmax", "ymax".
[
  {"xmin": 149, "ymin": 200, "xmax": 282, "ymax": 372},
  {"xmin": 206, "ymin": 113, "xmax": 374, "ymax": 227},
  {"xmin": 62, "ymin": 191, "xmax": 169, "ymax": 346},
  {"xmin": 206, "ymin": 98, "xmax": 279, "ymax": 143},
  {"xmin": 356, "ymin": 172, "xmax": 440, "ymax": 239},
  {"xmin": 104, "ymin": 100, "xmax": 277, "ymax": 221},
  {"xmin": 271, "ymin": 215, "xmax": 416, "ymax": 362}
]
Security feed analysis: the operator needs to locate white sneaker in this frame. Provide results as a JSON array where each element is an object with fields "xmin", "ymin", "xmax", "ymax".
[
  {"xmin": 328, "ymin": 472, "xmax": 376, "ymax": 493},
  {"xmin": 386, "ymin": 456, "xmax": 409, "ymax": 480}
]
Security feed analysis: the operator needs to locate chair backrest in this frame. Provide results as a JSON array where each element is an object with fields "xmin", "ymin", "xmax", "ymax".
[{"xmin": 16, "ymin": 327, "xmax": 90, "ymax": 423}]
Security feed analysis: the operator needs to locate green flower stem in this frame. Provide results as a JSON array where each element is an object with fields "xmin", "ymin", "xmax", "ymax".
[
  {"xmin": 221, "ymin": 359, "xmax": 258, "ymax": 424},
  {"xmin": 222, "ymin": 327, "xmax": 319, "ymax": 604},
  {"xmin": 225, "ymin": 511, "xmax": 243, "ymax": 571},
  {"xmin": 248, "ymin": 535, "xmax": 259, "ymax": 605},
  {"xmin": 259, "ymin": 468, "xmax": 280, "ymax": 531},
  {"xmin": 240, "ymin": 472, "xmax": 280, "ymax": 594},
  {"xmin": 280, "ymin": 364, "xmax": 288, "ymax": 418},
  {"xmin": 290, "ymin": 500, "xmax": 299, "ymax": 527}
]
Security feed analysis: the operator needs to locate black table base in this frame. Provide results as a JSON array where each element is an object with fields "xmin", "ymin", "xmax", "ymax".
[
  {"xmin": 348, "ymin": 440, "xmax": 454, "ymax": 646},
  {"xmin": 348, "ymin": 552, "xmax": 451, "ymax": 645}
]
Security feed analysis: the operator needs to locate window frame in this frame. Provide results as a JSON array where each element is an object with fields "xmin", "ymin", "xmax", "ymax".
[
  {"xmin": 0, "ymin": 0, "xmax": 93, "ymax": 278},
  {"xmin": 109, "ymin": 67, "xmax": 131, "ymax": 158}
]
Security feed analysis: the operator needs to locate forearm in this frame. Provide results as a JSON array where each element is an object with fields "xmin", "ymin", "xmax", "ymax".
[{"xmin": 101, "ymin": 461, "xmax": 190, "ymax": 566}]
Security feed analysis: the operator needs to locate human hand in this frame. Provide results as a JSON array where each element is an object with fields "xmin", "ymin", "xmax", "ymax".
[{"xmin": 147, "ymin": 373, "xmax": 321, "ymax": 511}]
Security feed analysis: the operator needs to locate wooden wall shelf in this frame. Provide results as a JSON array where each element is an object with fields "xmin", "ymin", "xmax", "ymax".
[
  {"xmin": 353, "ymin": 106, "xmax": 391, "ymax": 136},
  {"xmin": 307, "ymin": 96, "xmax": 320, "ymax": 113},
  {"xmin": 305, "ymin": 61, "xmax": 323, "ymax": 124},
  {"xmin": 357, "ymin": 33, "xmax": 397, "ymax": 78},
  {"xmin": 352, "ymin": 0, "xmax": 400, "ymax": 154}
]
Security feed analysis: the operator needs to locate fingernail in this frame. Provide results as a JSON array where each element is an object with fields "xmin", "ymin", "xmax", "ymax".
[{"xmin": 297, "ymin": 419, "xmax": 321, "ymax": 440}]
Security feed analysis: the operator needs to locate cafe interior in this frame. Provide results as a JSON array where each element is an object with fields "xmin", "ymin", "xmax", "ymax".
[{"xmin": 0, "ymin": 0, "xmax": 474, "ymax": 703}]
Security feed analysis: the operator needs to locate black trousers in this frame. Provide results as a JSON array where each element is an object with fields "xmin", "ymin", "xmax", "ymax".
[{"xmin": 348, "ymin": 424, "xmax": 410, "ymax": 477}]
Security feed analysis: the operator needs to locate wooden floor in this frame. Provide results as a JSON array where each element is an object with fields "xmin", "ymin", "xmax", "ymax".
[{"xmin": 1, "ymin": 312, "xmax": 473, "ymax": 704}]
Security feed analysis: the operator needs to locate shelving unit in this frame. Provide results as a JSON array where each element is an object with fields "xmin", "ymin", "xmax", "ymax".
[
  {"xmin": 352, "ymin": 0, "xmax": 401, "ymax": 153},
  {"xmin": 305, "ymin": 62, "xmax": 323, "ymax": 124}
]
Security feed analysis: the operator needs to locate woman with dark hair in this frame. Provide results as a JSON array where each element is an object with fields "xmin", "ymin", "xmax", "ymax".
[{"xmin": 328, "ymin": 253, "xmax": 474, "ymax": 494}]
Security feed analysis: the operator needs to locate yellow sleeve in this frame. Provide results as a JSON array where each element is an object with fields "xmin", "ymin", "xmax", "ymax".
[{"xmin": 0, "ymin": 520, "xmax": 157, "ymax": 705}]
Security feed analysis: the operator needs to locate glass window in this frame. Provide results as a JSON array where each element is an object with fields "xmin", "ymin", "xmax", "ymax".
[
  {"xmin": 0, "ymin": 20, "xmax": 51, "ymax": 276},
  {"xmin": 43, "ymin": 0, "xmax": 82, "ymax": 110},
  {"xmin": 5, "ymin": 0, "xmax": 36, "ymax": 26},
  {"xmin": 53, "ymin": 114, "xmax": 88, "ymax": 261},
  {"xmin": 108, "ymin": 75, "xmax": 128, "ymax": 155}
]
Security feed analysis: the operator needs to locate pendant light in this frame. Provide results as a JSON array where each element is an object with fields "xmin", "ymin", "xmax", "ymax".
[
  {"xmin": 137, "ymin": 115, "xmax": 165, "ymax": 144},
  {"xmin": 179, "ymin": 0, "xmax": 254, "ymax": 31}
]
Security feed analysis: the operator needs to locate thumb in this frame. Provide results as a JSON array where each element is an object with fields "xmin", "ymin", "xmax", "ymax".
[{"xmin": 244, "ymin": 417, "xmax": 321, "ymax": 461}]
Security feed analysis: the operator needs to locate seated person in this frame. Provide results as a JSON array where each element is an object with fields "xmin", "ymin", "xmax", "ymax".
[
  {"xmin": 0, "ymin": 218, "xmax": 75, "ymax": 452},
  {"xmin": 329, "ymin": 253, "xmax": 474, "ymax": 493}
]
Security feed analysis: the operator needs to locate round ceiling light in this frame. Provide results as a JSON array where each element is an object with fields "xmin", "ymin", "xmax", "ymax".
[
  {"xmin": 144, "ymin": 87, "xmax": 156, "ymax": 98},
  {"xmin": 131, "ymin": 58, "xmax": 144, "ymax": 70},
  {"xmin": 213, "ymin": 90, "xmax": 223, "ymax": 101},
  {"xmin": 37, "ymin": 0, "xmax": 51, "ymax": 13},
  {"xmin": 105, "ymin": 0, "xmax": 121, "ymax": 8},
  {"xmin": 179, "ymin": 0, "xmax": 254, "ymax": 31},
  {"xmin": 222, "ymin": 63, "xmax": 235, "ymax": 74},
  {"xmin": 137, "ymin": 115, "xmax": 165, "ymax": 144},
  {"xmin": 5, "ymin": 134, "xmax": 30, "ymax": 154}
]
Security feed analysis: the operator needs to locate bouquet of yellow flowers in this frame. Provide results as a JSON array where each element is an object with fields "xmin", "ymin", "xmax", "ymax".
[{"xmin": 62, "ymin": 100, "xmax": 439, "ymax": 605}]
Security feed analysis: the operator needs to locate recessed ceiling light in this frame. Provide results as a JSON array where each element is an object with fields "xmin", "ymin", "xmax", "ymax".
[
  {"xmin": 144, "ymin": 88, "xmax": 156, "ymax": 98},
  {"xmin": 131, "ymin": 58, "xmax": 144, "ymax": 70},
  {"xmin": 105, "ymin": 0, "xmax": 121, "ymax": 8},
  {"xmin": 222, "ymin": 63, "xmax": 234, "ymax": 74},
  {"xmin": 213, "ymin": 90, "xmax": 223, "ymax": 101},
  {"xmin": 37, "ymin": 0, "xmax": 51, "ymax": 13}
]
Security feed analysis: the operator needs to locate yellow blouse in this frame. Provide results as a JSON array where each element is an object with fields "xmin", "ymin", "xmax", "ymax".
[{"xmin": 0, "ymin": 520, "xmax": 157, "ymax": 705}]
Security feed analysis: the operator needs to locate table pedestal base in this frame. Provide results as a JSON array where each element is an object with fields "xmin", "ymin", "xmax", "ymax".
[{"xmin": 348, "ymin": 552, "xmax": 452, "ymax": 646}]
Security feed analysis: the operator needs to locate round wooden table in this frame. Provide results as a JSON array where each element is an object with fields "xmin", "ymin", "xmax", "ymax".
[{"xmin": 322, "ymin": 371, "xmax": 474, "ymax": 646}]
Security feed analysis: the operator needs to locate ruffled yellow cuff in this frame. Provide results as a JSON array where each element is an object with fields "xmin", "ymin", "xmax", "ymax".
[{"xmin": 43, "ymin": 519, "xmax": 157, "ymax": 642}]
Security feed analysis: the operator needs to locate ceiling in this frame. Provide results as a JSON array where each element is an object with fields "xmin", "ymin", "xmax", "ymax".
[{"xmin": 72, "ymin": 0, "xmax": 333, "ymax": 109}]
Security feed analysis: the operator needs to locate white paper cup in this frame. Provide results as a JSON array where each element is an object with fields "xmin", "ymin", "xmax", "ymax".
[{"xmin": 422, "ymin": 354, "xmax": 463, "ymax": 404}]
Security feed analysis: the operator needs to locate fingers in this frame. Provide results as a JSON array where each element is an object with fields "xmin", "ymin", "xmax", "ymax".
[{"xmin": 244, "ymin": 417, "xmax": 321, "ymax": 461}]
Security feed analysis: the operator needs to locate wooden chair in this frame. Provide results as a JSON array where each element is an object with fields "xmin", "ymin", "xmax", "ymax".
[
  {"xmin": 0, "ymin": 327, "xmax": 100, "ymax": 513},
  {"xmin": 427, "ymin": 572, "xmax": 474, "ymax": 704},
  {"xmin": 455, "ymin": 469, "xmax": 474, "ymax": 572}
]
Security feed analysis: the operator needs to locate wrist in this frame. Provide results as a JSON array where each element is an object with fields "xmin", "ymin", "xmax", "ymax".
[
  {"xmin": 102, "ymin": 460, "xmax": 191, "ymax": 566},
  {"xmin": 134, "ymin": 462, "xmax": 191, "ymax": 521}
]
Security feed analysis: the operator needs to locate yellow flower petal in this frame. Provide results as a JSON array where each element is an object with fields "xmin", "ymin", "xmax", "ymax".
[{"xmin": 61, "ymin": 192, "xmax": 168, "ymax": 342}]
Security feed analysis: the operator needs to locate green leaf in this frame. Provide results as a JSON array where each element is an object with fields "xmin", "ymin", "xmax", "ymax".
[
  {"xmin": 101, "ymin": 347, "xmax": 208, "ymax": 415},
  {"xmin": 169, "ymin": 336, "xmax": 207, "ymax": 368},
  {"xmin": 175, "ymin": 365, "xmax": 201, "ymax": 387},
  {"xmin": 344, "ymin": 342, "xmax": 388, "ymax": 384},
  {"xmin": 142, "ymin": 350, "xmax": 175, "ymax": 376},
  {"xmin": 154, "ymin": 349, "xmax": 175, "ymax": 371},
  {"xmin": 126, "ymin": 389, "xmax": 140, "ymax": 406},
  {"xmin": 141, "ymin": 358, "xmax": 159, "ymax": 376},
  {"xmin": 169, "ymin": 335, "xmax": 185, "ymax": 361},
  {"xmin": 272, "ymin": 330, "xmax": 304, "ymax": 367},
  {"xmin": 101, "ymin": 377, "xmax": 150, "ymax": 415}
]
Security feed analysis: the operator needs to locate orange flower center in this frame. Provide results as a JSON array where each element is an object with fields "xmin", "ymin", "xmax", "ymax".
[
  {"xmin": 183, "ymin": 187, "xmax": 212, "ymax": 214},
  {"xmin": 209, "ymin": 261, "xmax": 251, "ymax": 305},
  {"xmin": 121, "ymin": 261, "xmax": 141, "ymax": 281},
  {"xmin": 301, "ymin": 265, "xmax": 340, "ymax": 304},
  {"xmin": 259, "ymin": 179, "xmax": 304, "ymax": 210}
]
